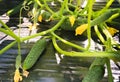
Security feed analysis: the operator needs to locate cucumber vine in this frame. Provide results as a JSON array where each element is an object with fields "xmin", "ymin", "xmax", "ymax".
[{"xmin": 0, "ymin": 0, "xmax": 120, "ymax": 82}]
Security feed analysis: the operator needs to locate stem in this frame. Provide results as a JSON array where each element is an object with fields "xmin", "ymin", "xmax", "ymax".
[
  {"xmin": 52, "ymin": 36, "xmax": 120, "ymax": 58},
  {"xmin": 0, "ymin": 41, "xmax": 17, "ymax": 55},
  {"xmin": 0, "ymin": 28, "xmax": 20, "ymax": 41},
  {"xmin": 94, "ymin": 25, "xmax": 105, "ymax": 44},
  {"xmin": 0, "ymin": 20, "xmax": 20, "ymax": 41},
  {"xmin": 97, "ymin": 0, "xmax": 114, "ymax": 16},
  {"xmin": 100, "ymin": 24, "xmax": 117, "ymax": 44},
  {"xmin": 43, "ymin": 0, "xmax": 54, "ymax": 14},
  {"xmin": 32, "ymin": 1, "xmax": 39, "ymax": 26},
  {"xmin": 59, "ymin": 0, "xmax": 66, "ymax": 16},
  {"xmin": 15, "ymin": 42, "xmax": 22, "ymax": 69},
  {"xmin": 107, "ymin": 13, "xmax": 119, "ymax": 22},
  {"xmin": 106, "ymin": 58, "xmax": 113, "ymax": 82},
  {"xmin": 65, "ymin": 0, "xmax": 73, "ymax": 14},
  {"xmin": 6, "ymin": 2, "xmax": 23, "ymax": 16},
  {"xmin": 21, "ymin": 16, "xmax": 66, "ymax": 42},
  {"xmin": 51, "ymin": 32, "xmax": 86, "ymax": 51},
  {"xmin": 35, "ymin": 0, "xmax": 43, "ymax": 7},
  {"xmin": 86, "ymin": 0, "xmax": 94, "ymax": 50},
  {"xmin": 74, "ymin": 0, "xmax": 80, "ymax": 12},
  {"xmin": 0, "ymin": 20, "xmax": 13, "ymax": 33}
]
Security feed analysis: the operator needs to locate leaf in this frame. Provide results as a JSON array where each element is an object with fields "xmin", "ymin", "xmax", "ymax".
[
  {"xmin": 75, "ymin": 24, "xmax": 88, "ymax": 35},
  {"xmin": 69, "ymin": 15, "xmax": 75, "ymax": 26},
  {"xmin": 107, "ymin": 27, "xmax": 119, "ymax": 36}
]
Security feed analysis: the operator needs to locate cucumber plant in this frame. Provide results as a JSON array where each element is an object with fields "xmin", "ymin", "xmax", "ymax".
[{"xmin": 0, "ymin": 0, "xmax": 120, "ymax": 82}]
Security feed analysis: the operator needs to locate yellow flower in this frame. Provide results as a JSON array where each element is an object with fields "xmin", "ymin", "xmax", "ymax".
[
  {"xmin": 28, "ymin": 24, "xmax": 37, "ymax": 30},
  {"xmin": 14, "ymin": 69, "xmax": 22, "ymax": 82},
  {"xmin": 75, "ymin": 24, "xmax": 88, "ymax": 35},
  {"xmin": 38, "ymin": 15, "xmax": 42, "ymax": 22},
  {"xmin": 107, "ymin": 27, "xmax": 119, "ymax": 36},
  {"xmin": 69, "ymin": 15, "xmax": 75, "ymax": 26}
]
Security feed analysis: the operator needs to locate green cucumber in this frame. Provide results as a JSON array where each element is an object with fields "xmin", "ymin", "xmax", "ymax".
[
  {"xmin": 82, "ymin": 65, "xmax": 105, "ymax": 82},
  {"xmin": 6, "ymin": 2, "xmax": 23, "ymax": 16},
  {"xmin": 91, "ymin": 9, "xmax": 119, "ymax": 26},
  {"xmin": 33, "ymin": 42, "xmax": 56, "ymax": 69},
  {"xmin": 23, "ymin": 38, "xmax": 47, "ymax": 70},
  {"xmin": 60, "ymin": 17, "xmax": 87, "ymax": 31},
  {"xmin": 82, "ymin": 58, "xmax": 105, "ymax": 82}
]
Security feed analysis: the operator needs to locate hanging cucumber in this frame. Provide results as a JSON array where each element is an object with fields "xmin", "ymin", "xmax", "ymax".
[
  {"xmin": 22, "ymin": 38, "xmax": 47, "ymax": 70},
  {"xmin": 82, "ymin": 58, "xmax": 106, "ymax": 82},
  {"xmin": 33, "ymin": 42, "xmax": 56, "ymax": 69},
  {"xmin": 60, "ymin": 17, "xmax": 87, "ymax": 31},
  {"xmin": 91, "ymin": 9, "xmax": 119, "ymax": 26},
  {"xmin": 6, "ymin": 2, "xmax": 23, "ymax": 16}
]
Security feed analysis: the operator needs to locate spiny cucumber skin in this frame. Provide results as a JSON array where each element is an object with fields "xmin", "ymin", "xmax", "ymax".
[{"xmin": 23, "ymin": 38, "xmax": 47, "ymax": 70}]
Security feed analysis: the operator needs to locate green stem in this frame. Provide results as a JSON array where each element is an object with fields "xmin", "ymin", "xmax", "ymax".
[
  {"xmin": 0, "ymin": 20, "xmax": 20, "ymax": 41},
  {"xmin": 0, "ymin": 20, "xmax": 13, "ymax": 32},
  {"xmin": 59, "ymin": 0, "xmax": 66, "ymax": 16},
  {"xmin": 35, "ymin": 0, "xmax": 43, "ymax": 7},
  {"xmin": 21, "ymin": 16, "xmax": 66, "ymax": 42},
  {"xmin": 43, "ymin": 0, "xmax": 54, "ymax": 14},
  {"xmin": 0, "ymin": 28, "xmax": 20, "ymax": 41},
  {"xmin": 51, "ymin": 32, "xmax": 86, "ymax": 51},
  {"xmin": 0, "ymin": 41, "xmax": 17, "ymax": 55},
  {"xmin": 94, "ymin": 25, "xmax": 105, "ymax": 44},
  {"xmin": 6, "ymin": 2, "xmax": 23, "ymax": 16},
  {"xmin": 100, "ymin": 24, "xmax": 117, "ymax": 45},
  {"xmin": 107, "ymin": 13, "xmax": 119, "ymax": 22},
  {"xmin": 52, "ymin": 36, "xmax": 120, "ymax": 59},
  {"xmin": 106, "ymin": 58, "xmax": 113, "ymax": 82},
  {"xmin": 15, "ymin": 42, "xmax": 22, "ymax": 69},
  {"xmin": 86, "ymin": 0, "xmax": 94, "ymax": 50},
  {"xmin": 97, "ymin": 0, "xmax": 114, "ymax": 16},
  {"xmin": 74, "ymin": 0, "xmax": 80, "ymax": 12}
]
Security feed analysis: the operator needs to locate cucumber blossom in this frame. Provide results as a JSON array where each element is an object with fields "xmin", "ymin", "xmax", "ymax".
[
  {"xmin": 23, "ymin": 38, "xmax": 47, "ymax": 70},
  {"xmin": 61, "ymin": 17, "xmax": 87, "ymax": 31}
]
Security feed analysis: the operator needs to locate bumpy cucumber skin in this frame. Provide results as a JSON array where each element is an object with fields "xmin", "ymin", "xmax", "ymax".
[
  {"xmin": 23, "ymin": 38, "xmax": 47, "ymax": 70},
  {"xmin": 82, "ymin": 58, "xmax": 105, "ymax": 82},
  {"xmin": 82, "ymin": 65, "xmax": 105, "ymax": 82}
]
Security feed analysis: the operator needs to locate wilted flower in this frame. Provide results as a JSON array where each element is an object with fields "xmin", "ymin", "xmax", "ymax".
[{"xmin": 14, "ymin": 69, "xmax": 22, "ymax": 82}]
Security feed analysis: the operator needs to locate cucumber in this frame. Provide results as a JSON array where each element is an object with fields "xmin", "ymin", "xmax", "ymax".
[
  {"xmin": 6, "ymin": 2, "xmax": 23, "ymax": 16},
  {"xmin": 60, "ymin": 17, "xmax": 87, "ymax": 31},
  {"xmin": 41, "ymin": 11, "xmax": 52, "ymax": 21},
  {"xmin": 91, "ymin": 9, "xmax": 119, "ymax": 26},
  {"xmin": 82, "ymin": 58, "xmax": 105, "ymax": 82},
  {"xmin": 82, "ymin": 65, "xmax": 105, "ymax": 82},
  {"xmin": 23, "ymin": 38, "xmax": 47, "ymax": 70},
  {"xmin": 33, "ymin": 42, "xmax": 56, "ymax": 69}
]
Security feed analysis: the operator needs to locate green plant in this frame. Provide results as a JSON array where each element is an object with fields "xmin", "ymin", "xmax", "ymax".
[{"xmin": 0, "ymin": 0, "xmax": 120, "ymax": 82}]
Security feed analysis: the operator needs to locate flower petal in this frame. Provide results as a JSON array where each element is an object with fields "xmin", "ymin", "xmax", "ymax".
[
  {"xmin": 23, "ymin": 70, "xmax": 29, "ymax": 77},
  {"xmin": 14, "ymin": 69, "xmax": 22, "ymax": 82},
  {"xmin": 107, "ymin": 27, "xmax": 119, "ymax": 36},
  {"xmin": 69, "ymin": 15, "xmax": 75, "ymax": 26},
  {"xmin": 38, "ymin": 15, "xmax": 42, "ymax": 22},
  {"xmin": 75, "ymin": 24, "xmax": 88, "ymax": 35}
]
